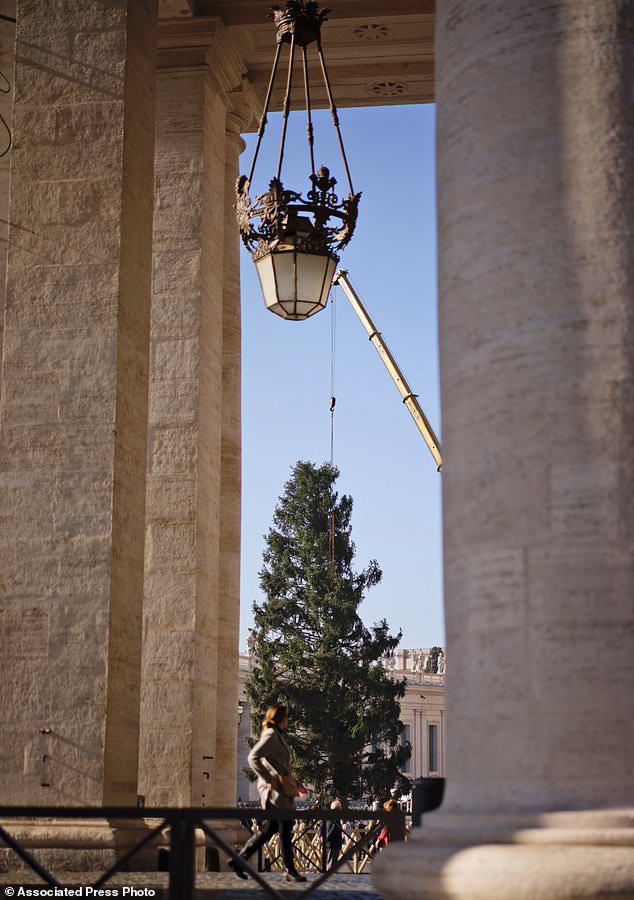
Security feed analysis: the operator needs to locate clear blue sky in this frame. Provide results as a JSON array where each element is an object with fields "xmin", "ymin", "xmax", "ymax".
[{"xmin": 239, "ymin": 103, "xmax": 444, "ymax": 652}]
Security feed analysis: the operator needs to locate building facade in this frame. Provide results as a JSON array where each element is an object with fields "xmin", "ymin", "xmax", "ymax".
[
  {"xmin": 387, "ymin": 648, "xmax": 446, "ymax": 784},
  {"xmin": 237, "ymin": 648, "xmax": 446, "ymax": 803}
]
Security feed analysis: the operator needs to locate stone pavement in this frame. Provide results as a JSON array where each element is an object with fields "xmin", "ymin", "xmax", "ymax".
[{"xmin": 0, "ymin": 872, "xmax": 381, "ymax": 898}]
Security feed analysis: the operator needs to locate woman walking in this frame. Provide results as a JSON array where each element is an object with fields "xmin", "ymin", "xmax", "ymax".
[
  {"xmin": 230, "ymin": 704, "xmax": 307, "ymax": 883},
  {"xmin": 373, "ymin": 798, "xmax": 401, "ymax": 854}
]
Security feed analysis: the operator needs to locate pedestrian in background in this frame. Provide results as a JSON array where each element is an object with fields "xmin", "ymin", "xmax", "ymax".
[
  {"xmin": 373, "ymin": 798, "xmax": 399, "ymax": 853},
  {"xmin": 320, "ymin": 798, "xmax": 344, "ymax": 869}
]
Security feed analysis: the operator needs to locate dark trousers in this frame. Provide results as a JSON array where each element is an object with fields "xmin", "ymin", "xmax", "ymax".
[
  {"xmin": 327, "ymin": 844, "xmax": 342, "ymax": 870},
  {"xmin": 240, "ymin": 809, "xmax": 296, "ymax": 873}
]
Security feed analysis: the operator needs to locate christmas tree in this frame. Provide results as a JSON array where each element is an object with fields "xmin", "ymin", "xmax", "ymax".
[{"xmin": 246, "ymin": 461, "xmax": 410, "ymax": 801}]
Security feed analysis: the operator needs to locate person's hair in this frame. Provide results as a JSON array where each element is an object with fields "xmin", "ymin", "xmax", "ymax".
[
  {"xmin": 383, "ymin": 799, "xmax": 399, "ymax": 812},
  {"xmin": 330, "ymin": 798, "xmax": 342, "ymax": 810},
  {"xmin": 262, "ymin": 703, "xmax": 288, "ymax": 731}
]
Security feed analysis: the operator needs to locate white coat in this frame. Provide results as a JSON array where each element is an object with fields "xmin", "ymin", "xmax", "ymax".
[{"xmin": 247, "ymin": 725, "xmax": 296, "ymax": 811}]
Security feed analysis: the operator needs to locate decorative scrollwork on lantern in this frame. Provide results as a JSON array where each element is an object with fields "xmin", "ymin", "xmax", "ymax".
[{"xmin": 237, "ymin": 168, "xmax": 361, "ymax": 257}]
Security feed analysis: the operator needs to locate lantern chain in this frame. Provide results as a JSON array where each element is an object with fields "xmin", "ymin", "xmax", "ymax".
[
  {"xmin": 316, "ymin": 37, "xmax": 355, "ymax": 196},
  {"xmin": 276, "ymin": 32, "xmax": 297, "ymax": 181},
  {"xmin": 243, "ymin": 2, "xmax": 356, "ymax": 203},
  {"xmin": 301, "ymin": 44, "xmax": 317, "ymax": 179},
  {"xmin": 247, "ymin": 40, "xmax": 283, "ymax": 188}
]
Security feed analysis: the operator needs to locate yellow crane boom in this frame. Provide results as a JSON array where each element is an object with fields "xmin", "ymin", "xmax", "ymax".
[{"xmin": 332, "ymin": 269, "xmax": 443, "ymax": 471}]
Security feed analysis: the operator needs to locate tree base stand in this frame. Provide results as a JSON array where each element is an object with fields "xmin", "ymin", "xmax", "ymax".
[{"xmin": 372, "ymin": 808, "xmax": 634, "ymax": 900}]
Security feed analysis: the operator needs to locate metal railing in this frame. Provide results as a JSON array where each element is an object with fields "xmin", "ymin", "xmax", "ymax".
[
  {"xmin": 256, "ymin": 819, "xmax": 384, "ymax": 875},
  {"xmin": 0, "ymin": 805, "xmax": 406, "ymax": 899}
]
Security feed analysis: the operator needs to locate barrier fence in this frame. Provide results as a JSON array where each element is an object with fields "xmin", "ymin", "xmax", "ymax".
[
  {"xmin": 0, "ymin": 805, "xmax": 406, "ymax": 899},
  {"xmin": 255, "ymin": 819, "xmax": 381, "ymax": 875}
]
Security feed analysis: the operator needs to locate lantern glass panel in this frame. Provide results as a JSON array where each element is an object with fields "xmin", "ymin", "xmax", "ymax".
[
  {"xmin": 295, "ymin": 300, "xmax": 318, "ymax": 317},
  {"xmin": 297, "ymin": 251, "xmax": 329, "ymax": 307},
  {"xmin": 272, "ymin": 251, "xmax": 296, "ymax": 306},
  {"xmin": 255, "ymin": 253, "xmax": 277, "ymax": 310},
  {"xmin": 320, "ymin": 255, "xmax": 338, "ymax": 307}
]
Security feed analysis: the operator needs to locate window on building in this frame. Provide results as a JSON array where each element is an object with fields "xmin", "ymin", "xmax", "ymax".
[
  {"xmin": 428, "ymin": 724, "xmax": 438, "ymax": 773},
  {"xmin": 400, "ymin": 724, "xmax": 411, "ymax": 772}
]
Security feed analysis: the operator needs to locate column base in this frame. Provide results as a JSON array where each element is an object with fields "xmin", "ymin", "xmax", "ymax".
[
  {"xmin": 372, "ymin": 809, "xmax": 634, "ymax": 899},
  {"xmin": 0, "ymin": 819, "xmax": 163, "ymax": 873}
]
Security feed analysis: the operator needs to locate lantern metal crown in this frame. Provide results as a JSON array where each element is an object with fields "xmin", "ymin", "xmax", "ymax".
[{"xmin": 236, "ymin": 1, "xmax": 361, "ymax": 321}]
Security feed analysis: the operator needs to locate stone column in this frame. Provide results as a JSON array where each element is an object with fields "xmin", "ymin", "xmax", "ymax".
[
  {"xmin": 139, "ymin": 24, "xmax": 250, "ymax": 807},
  {"xmin": 0, "ymin": 0, "xmax": 157, "ymax": 805},
  {"xmin": 210, "ymin": 108, "xmax": 246, "ymax": 807},
  {"xmin": 374, "ymin": 1, "xmax": 634, "ymax": 897},
  {"xmin": 140, "ymin": 65, "xmax": 223, "ymax": 807}
]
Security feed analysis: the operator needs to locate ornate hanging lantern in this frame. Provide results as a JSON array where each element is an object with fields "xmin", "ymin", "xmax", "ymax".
[{"xmin": 236, "ymin": 1, "xmax": 361, "ymax": 321}]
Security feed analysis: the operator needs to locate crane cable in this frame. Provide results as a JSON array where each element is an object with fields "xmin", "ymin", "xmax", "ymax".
[
  {"xmin": 329, "ymin": 285, "xmax": 337, "ymax": 465},
  {"xmin": 328, "ymin": 287, "xmax": 337, "ymax": 565}
]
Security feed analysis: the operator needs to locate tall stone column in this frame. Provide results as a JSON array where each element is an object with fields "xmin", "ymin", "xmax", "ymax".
[
  {"xmin": 0, "ymin": 0, "xmax": 157, "ymax": 805},
  {"xmin": 210, "ymin": 107, "xmax": 247, "ymax": 806},
  {"xmin": 374, "ymin": 1, "xmax": 634, "ymax": 897},
  {"xmin": 140, "ymin": 65, "xmax": 222, "ymax": 808},
  {"xmin": 139, "ymin": 25, "xmax": 249, "ymax": 807}
]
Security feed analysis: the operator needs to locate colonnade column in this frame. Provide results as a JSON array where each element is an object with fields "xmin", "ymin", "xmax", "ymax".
[
  {"xmin": 210, "ymin": 107, "xmax": 247, "ymax": 806},
  {"xmin": 139, "ymin": 64, "xmax": 222, "ymax": 807},
  {"xmin": 374, "ymin": 1, "xmax": 634, "ymax": 897},
  {"xmin": 0, "ymin": 0, "xmax": 157, "ymax": 805},
  {"xmin": 139, "ymin": 25, "xmax": 252, "ymax": 806}
]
